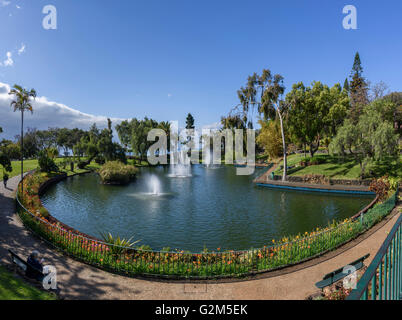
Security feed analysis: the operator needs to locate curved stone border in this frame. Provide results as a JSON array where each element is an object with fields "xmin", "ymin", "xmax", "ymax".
[
  {"xmin": 16, "ymin": 170, "xmax": 398, "ymax": 281},
  {"xmin": 1, "ymin": 174, "xmax": 399, "ymax": 299}
]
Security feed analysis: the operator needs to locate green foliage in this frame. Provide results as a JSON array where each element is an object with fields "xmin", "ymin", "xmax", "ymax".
[
  {"xmin": 349, "ymin": 52, "xmax": 369, "ymax": 122},
  {"xmin": 362, "ymin": 191, "xmax": 398, "ymax": 228},
  {"xmin": 100, "ymin": 232, "xmax": 141, "ymax": 256},
  {"xmin": 286, "ymin": 82, "xmax": 350, "ymax": 157},
  {"xmin": 95, "ymin": 155, "xmax": 106, "ymax": 165},
  {"xmin": 130, "ymin": 118, "xmax": 159, "ymax": 160},
  {"xmin": 0, "ymin": 153, "xmax": 12, "ymax": 173},
  {"xmin": 46, "ymin": 147, "xmax": 59, "ymax": 160},
  {"xmin": 0, "ymin": 266, "xmax": 56, "ymax": 300},
  {"xmin": 299, "ymin": 156, "xmax": 326, "ymax": 166},
  {"xmin": 185, "ymin": 113, "xmax": 195, "ymax": 130},
  {"xmin": 330, "ymin": 99, "xmax": 399, "ymax": 178},
  {"xmin": 256, "ymin": 119, "xmax": 283, "ymax": 159},
  {"xmin": 0, "ymin": 141, "xmax": 21, "ymax": 160},
  {"xmin": 98, "ymin": 161, "xmax": 138, "ymax": 184},
  {"xmin": 38, "ymin": 150, "xmax": 59, "ymax": 173}
]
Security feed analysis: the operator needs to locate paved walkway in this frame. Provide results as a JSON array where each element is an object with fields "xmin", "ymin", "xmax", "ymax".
[
  {"xmin": 253, "ymin": 161, "xmax": 281, "ymax": 183},
  {"xmin": 0, "ymin": 175, "xmax": 400, "ymax": 300}
]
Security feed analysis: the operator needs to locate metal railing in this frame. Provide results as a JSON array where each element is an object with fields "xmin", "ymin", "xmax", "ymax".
[
  {"xmin": 347, "ymin": 211, "xmax": 402, "ymax": 300},
  {"xmin": 15, "ymin": 176, "xmax": 398, "ymax": 279}
]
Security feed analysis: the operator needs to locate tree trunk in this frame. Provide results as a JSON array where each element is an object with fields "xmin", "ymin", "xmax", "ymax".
[
  {"xmin": 21, "ymin": 110, "xmax": 24, "ymax": 195},
  {"xmin": 277, "ymin": 109, "xmax": 287, "ymax": 181}
]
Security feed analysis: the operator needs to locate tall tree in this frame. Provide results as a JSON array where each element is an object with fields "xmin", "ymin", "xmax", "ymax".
[
  {"xmin": 256, "ymin": 119, "xmax": 283, "ymax": 160},
  {"xmin": 185, "ymin": 113, "xmax": 195, "ymax": 130},
  {"xmin": 9, "ymin": 85, "xmax": 36, "ymax": 194},
  {"xmin": 349, "ymin": 52, "xmax": 369, "ymax": 123},
  {"xmin": 343, "ymin": 78, "xmax": 350, "ymax": 93},
  {"xmin": 116, "ymin": 120, "xmax": 132, "ymax": 151},
  {"xmin": 259, "ymin": 72, "xmax": 288, "ymax": 181},
  {"xmin": 0, "ymin": 127, "xmax": 12, "ymax": 179},
  {"xmin": 330, "ymin": 100, "xmax": 399, "ymax": 178},
  {"xmin": 286, "ymin": 81, "xmax": 350, "ymax": 157}
]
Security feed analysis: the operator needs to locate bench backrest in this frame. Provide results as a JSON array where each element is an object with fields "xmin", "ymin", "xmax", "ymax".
[
  {"xmin": 11, "ymin": 254, "xmax": 28, "ymax": 272},
  {"xmin": 315, "ymin": 254, "xmax": 370, "ymax": 289},
  {"xmin": 8, "ymin": 249, "xmax": 43, "ymax": 275},
  {"xmin": 322, "ymin": 254, "xmax": 370, "ymax": 280}
]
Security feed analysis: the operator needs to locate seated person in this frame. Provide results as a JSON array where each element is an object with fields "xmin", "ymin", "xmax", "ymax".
[{"xmin": 26, "ymin": 250, "xmax": 44, "ymax": 281}]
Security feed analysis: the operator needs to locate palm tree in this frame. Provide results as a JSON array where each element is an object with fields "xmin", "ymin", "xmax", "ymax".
[{"xmin": 9, "ymin": 85, "xmax": 36, "ymax": 194}]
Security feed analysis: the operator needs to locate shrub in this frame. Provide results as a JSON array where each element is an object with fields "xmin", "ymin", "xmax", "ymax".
[
  {"xmin": 100, "ymin": 232, "xmax": 141, "ymax": 256},
  {"xmin": 39, "ymin": 207, "xmax": 50, "ymax": 219},
  {"xmin": 369, "ymin": 176, "xmax": 391, "ymax": 202},
  {"xmin": 77, "ymin": 161, "xmax": 88, "ymax": 169},
  {"xmin": 362, "ymin": 191, "xmax": 397, "ymax": 228},
  {"xmin": 300, "ymin": 156, "xmax": 325, "ymax": 167},
  {"xmin": 95, "ymin": 155, "xmax": 106, "ymax": 165},
  {"xmin": 38, "ymin": 151, "xmax": 59, "ymax": 173},
  {"xmin": 98, "ymin": 161, "xmax": 138, "ymax": 185},
  {"xmin": 309, "ymin": 156, "xmax": 326, "ymax": 165}
]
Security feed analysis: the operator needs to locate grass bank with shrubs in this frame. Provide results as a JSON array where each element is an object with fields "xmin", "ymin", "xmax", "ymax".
[{"xmin": 98, "ymin": 161, "xmax": 138, "ymax": 185}]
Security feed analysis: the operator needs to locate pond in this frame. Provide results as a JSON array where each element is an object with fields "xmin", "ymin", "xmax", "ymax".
[{"xmin": 41, "ymin": 165, "xmax": 374, "ymax": 252}]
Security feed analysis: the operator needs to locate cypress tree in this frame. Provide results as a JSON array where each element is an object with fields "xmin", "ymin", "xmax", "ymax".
[
  {"xmin": 343, "ymin": 78, "xmax": 350, "ymax": 92},
  {"xmin": 349, "ymin": 52, "xmax": 369, "ymax": 123}
]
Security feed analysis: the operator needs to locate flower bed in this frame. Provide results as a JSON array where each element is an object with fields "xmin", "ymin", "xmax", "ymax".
[{"xmin": 16, "ymin": 172, "xmax": 398, "ymax": 279}]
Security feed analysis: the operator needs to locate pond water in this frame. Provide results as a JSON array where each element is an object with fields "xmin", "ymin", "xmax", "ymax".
[{"xmin": 41, "ymin": 165, "xmax": 374, "ymax": 252}]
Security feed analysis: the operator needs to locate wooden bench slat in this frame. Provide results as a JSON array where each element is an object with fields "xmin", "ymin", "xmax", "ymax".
[{"xmin": 315, "ymin": 254, "xmax": 370, "ymax": 289}]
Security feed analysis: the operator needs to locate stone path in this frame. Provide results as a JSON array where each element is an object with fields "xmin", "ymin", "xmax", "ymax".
[
  {"xmin": 0, "ymin": 175, "xmax": 400, "ymax": 300},
  {"xmin": 253, "ymin": 160, "xmax": 281, "ymax": 183}
]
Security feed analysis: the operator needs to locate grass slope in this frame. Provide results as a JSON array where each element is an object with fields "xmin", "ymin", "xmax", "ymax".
[
  {"xmin": 275, "ymin": 154, "xmax": 401, "ymax": 180},
  {"xmin": 0, "ymin": 266, "xmax": 56, "ymax": 300}
]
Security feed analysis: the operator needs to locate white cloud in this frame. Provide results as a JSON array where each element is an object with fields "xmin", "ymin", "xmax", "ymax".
[
  {"xmin": 167, "ymin": 93, "xmax": 172, "ymax": 98},
  {"xmin": 2, "ymin": 52, "xmax": 13, "ymax": 67},
  {"xmin": 18, "ymin": 43, "xmax": 25, "ymax": 55},
  {"xmin": 0, "ymin": 82, "xmax": 126, "ymax": 139},
  {"xmin": 16, "ymin": 5, "xmax": 21, "ymax": 9},
  {"xmin": 1, "ymin": 1, "xmax": 11, "ymax": 7}
]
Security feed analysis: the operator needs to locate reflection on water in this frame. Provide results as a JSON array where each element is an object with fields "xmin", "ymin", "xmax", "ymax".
[{"xmin": 41, "ymin": 165, "xmax": 374, "ymax": 251}]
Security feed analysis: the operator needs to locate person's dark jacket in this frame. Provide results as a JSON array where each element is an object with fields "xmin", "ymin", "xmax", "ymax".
[{"xmin": 26, "ymin": 256, "xmax": 44, "ymax": 281}]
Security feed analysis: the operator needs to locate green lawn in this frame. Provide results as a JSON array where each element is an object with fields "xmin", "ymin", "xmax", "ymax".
[
  {"xmin": 0, "ymin": 158, "xmax": 123, "ymax": 181},
  {"xmin": 0, "ymin": 159, "xmax": 39, "ymax": 181},
  {"xmin": 0, "ymin": 265, "xmax": 56, "ymax": 300},
  {"xmin": 275, "ymin": 154, "xmax": 402, "ymax": 180}
]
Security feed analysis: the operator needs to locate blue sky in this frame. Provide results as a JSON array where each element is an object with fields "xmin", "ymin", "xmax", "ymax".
[{"xmin": 0, "ymin": 0, "xmax": 401, "ymax": 134}]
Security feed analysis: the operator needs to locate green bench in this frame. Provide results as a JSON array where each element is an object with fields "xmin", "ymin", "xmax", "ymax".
[{"xmin": 315, "ymin": 254, "xmax": 370, "ymax": 289}]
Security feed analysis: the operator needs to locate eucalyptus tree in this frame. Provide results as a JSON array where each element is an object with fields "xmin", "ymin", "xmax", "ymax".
[
  {"xmin": 225, "ymin": 69, "xmax": 288, "ymax": 179},
  {"xmin": 9, "ymin": 85, "xmax": 36, "ymax": 192},
  {"xmin": 259, "ymin": 73, "xmax": 288, "ymax": 181}
]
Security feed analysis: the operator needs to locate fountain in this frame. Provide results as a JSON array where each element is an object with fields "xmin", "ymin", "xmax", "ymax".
[
  {"xmin": 203, "ymin": 148, "xmax": 220, "ymax": 169},
  {"xmin": 149, "ymin": 174, "xmax": 161, "ymax": 196},
  {"xmin": 204, "ymin": 148, "xmax": 212, "ymax": 168},
  {"xmin": 169, "ymin": 150, "xmax": 192, "ymax": 178},
  {"xmin": 129, "ymin": 173, "xmax": 173, "ymax": 199}
]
